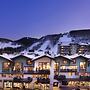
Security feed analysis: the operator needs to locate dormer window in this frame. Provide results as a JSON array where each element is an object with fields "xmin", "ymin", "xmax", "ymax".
[
  {"xmin": 2, "ymin": 62, "xmax": 11, "ymax": 72},
  {"xmin": 63, "ymin": 60, "xmax": 67, "ymax": 64},
  {"xmin": 13, "ymin": 62, "xmax": 22, "ymax": 72},
  {"xmin": 27, "ymin": 60, "xmax": 32, "ymax": 65},
  {"xmin": 80, "ymin": 62, "xmax": 86, "ymax": 70},
  {"xmin": 71, "ymin": 59, "xmax": 76, "ymax": 64}
]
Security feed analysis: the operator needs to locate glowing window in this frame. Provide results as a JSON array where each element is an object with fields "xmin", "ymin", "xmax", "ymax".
[
  {"xmin": 3, "ymin": 62, "xmax": 10, "ymax": 72},
  {"xmin": 80, "ymin": 62, "xmax": 86, "ymax": 69},
  {"xmin": 13, "ymin": 62, "xmax": 22, "ymax": 71},
  {"xmin": 63, "ymin": 60, "xmax": 67, "ymax": 64}
]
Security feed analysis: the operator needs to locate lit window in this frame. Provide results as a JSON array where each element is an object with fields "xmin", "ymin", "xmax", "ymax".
[
  {"xmin": 4, "ymin": 81, "xmax": 12, "ymax": 88},
  {"xmin": 80, "ymin": 62, "xmax": 86, "ymax": 69},
  {"xmin": 73, "ymin": 59, "xmax": 76, "ymax": 64},
  {"xmin": 61, "ymin": 46, "xmax": 64, "ymax": 48},
  {"xmin": 79, "ymin": 51, "xmax": 82, "ymax": 53},
  {"xmin": 38, "ymin": 62, "xmax": 50, "ymax": 70},
  {"xmin": 13, "ymin": 62, "xmax": 22, "ymax": 72},
  {"xmin": 27, "ymin": 60, "xmax": 32, "ymax": 65},
  {"xmin": 69, "ymin": 66, "xmax": 77, "ymax": 69},
  {"xmin": 61, "ymin": 66, "xmax": 66, "ymax": 69},
  {"xmin": 54, "ymin": 63, "xmax": 59, "ymax": 71},
  {"xmin": 68, "ymin": 72, "xmax": 73, "ymax": 76},
  {"xmin": 3, "ymin": 62, "xmax": 10, "ymax": 72},
  {"xmin": 63, "ymin": 60, "xmax": 67, "ymax": 64}
]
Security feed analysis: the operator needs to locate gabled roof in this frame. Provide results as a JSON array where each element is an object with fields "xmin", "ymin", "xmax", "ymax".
[
  {"xmin": 11, "ymin": 54, "xmax": 32, "ymax": 60},
  {"xmin": 72, "ymin": 55, "xmax": 88, "ymax": 60},
  {"xmin": 54, "ymin": 54, "xmax": 71, "ymax": 61},
  {"xmin": 33, "ymin": 54, "xmax": 54, "ymax": 61},
  {"xmin": 85, "ymin": 55, "xmax": 90, "ymax": 59},
  {"xmin": 0, "ymin": 55, "xmax": 12, "ymax": 62},
  {"xmin": 64, "ymin": 54, "xmax": 79, "ymax": 59}
]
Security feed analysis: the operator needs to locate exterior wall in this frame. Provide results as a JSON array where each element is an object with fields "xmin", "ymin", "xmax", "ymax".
[
  {"xmin": 13, "ymin": 56, "xmax": 32, "ymax": 67},
  {"xmin": 55, "ymin": 57, "xmax": 72, "ymax": 78},
  {"xmin": 49, "ymin": 60, "xmax": 55, "ymax": 90},
  {"xmin": 75, "ymin": 57, "xmax": 88, "ymax": 72},
  {"xmin": 87, "ymin": 63, "xmax": 90, "ymax": 72},
  {"xmin": 0, "ymin": 55, "xmax": 89, "ymax": 80},
  {"xmin": 55, "ymin": 56, "xmax": 90, "ymax": 78},
  {"xmin": 12, "ymin": 56, "xmax": 34, "ymax": 77},
  {"xmin": 34, "ymin": 57, "xmax": 52, "ymax": 71},
  {"xmin": 0, "ymin": 57, "xmax": 11, "ymax": 74},
  {"xmin": 55, "ymin": 57, "xmax": 70, "ymax": 75},
  {"xmin": 55, "ymin": 57, "xmax": 70, "ymax": 66},
  {"xmin": 34, "ymin": 56, "xmax": 55, "ymax": 89}
]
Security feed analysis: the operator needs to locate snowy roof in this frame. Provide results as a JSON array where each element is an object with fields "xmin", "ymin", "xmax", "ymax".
[
  {"xmin": 54, "ymin": 54, "xmax": 71, "ymax": 61},
  {"xmin": 33, "ymin": 54, "xmax": 54, "ymax": 61},
  {"xmin": 65, "ymin": 54, "xmax": 90, "ymax": 60},
  {"xmin": 0, "ymin": 54, "xmax": 12, "ymax": 61},
  {"xmin": 71, "ymin": 55, "xmax": 88, "ymax": 59},
  {"xmin": 11, "ymin": 54, "xmax": 33, "ymax": 60},
  {"xmin": 64, "ymin": 54, "xmax": 79, "ymax": 59},
  {"xmin": 84, "ymin": 55, "xmax": 90, "ymax": 59},
  {"xmin": 23, "ymin": 54, "xmax": 35, "ymax": 60},
  {"xmin": 78, "ymin": 42, "xmax": 89, "ymax": 45}
]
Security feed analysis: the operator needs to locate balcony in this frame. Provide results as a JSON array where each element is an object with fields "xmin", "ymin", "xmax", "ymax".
[
  {"xmin": 24, "ymin": 70, "xmax": 50, "ymax": 74},
  {"xmin": 2, "ymin": 69, "xmax": 11, "ymax": 74},
  {"xmin": 37, "ymin": 77, "xmax": 50, "ymax": 84},
  {"xmin": 12, "ymin": 70, "xmax": 23, "ymax": 74},
  {"xmin": 79, "ymin": 76, "xmax": 90, "ymax": 81},
  {"xmin": 36, "ymin": 70, "xmax": 50, "ymax": 74},
  {"xmin": 79, "ymin": 69, "xmax": 86, "ymax": 72},
  {"xmin": 60, "ymin": 69, "xmax": 77, "ymax": 72},
  {"xmin": 24, "ymin": 70, "xmax": 34, "ymax": 74}
]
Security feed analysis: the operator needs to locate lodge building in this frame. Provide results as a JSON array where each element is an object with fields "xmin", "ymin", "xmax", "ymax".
[{"xmin": 0, "ymin": 52, "xmax": 89, "ymax": 89}]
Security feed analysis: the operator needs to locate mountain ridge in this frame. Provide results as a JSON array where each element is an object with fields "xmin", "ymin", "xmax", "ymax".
[{"xmin": 0, "ymin": 29, "xmax": 90, "ymax": 55}]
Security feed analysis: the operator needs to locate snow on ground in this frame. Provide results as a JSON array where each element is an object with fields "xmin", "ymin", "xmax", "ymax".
[
  {"xmin": 29, "ymin": 42, "xmax": 40, "ymax": 50},
  {"xmin": 0, "ymin": 42, "xmax": 21, "ymax": 49},
  {"xmin": 50, "ymin": 44, "xmax": 58, "ymax": 56},
  {"xmin": 38, "ymin": 40, "xmax": 51, "ymax": 51}
]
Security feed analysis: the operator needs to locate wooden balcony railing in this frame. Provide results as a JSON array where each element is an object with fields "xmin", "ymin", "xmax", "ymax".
[
  {"xmin": 2, "ymin": 69, "xmax": 11, "ymax": 73},
  {"xmin": 24, "ymin": 70, "xmax": 50, "ymax": 74},
  {"xmin": 60, "ymin": 69, "xmax": 77, "ymax": 72}
]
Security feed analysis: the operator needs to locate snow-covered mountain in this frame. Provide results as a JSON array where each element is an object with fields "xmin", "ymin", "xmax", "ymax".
[
  {"xmin": 0, "ymin": 38, "xmax": 21, "ymax": 49},
  {"xmin": 28, "ymin": 33, "xmax": 72, "ymax": 56},
  {"xmin": 0, "ymin": 29, "xmax": 90, "ymax": 56}
]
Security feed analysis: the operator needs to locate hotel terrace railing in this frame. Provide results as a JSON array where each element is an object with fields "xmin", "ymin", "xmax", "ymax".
[
  {"xmin": 24, "ymin": 70, "xmax": 50, "ymax": 74},
  {"xmin": 12, "ymin": 70, "xmax": 23, "ymax": 74},
  {"xmin": 2, "ymin": 70, "xmax": 11, "ymax": 73},
  {"xmin": 37, "ymin": 77, "xmax": 50, "ymax": 84},
  {"xmin": 60, "ymin": 69, "xmax": 77, "ymax": 72},
  {"xmin": 79, "ymin": 76, "xmax": 90, "ymax": 81}
]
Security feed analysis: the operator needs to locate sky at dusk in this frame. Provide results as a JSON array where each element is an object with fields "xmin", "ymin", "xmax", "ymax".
[{"xmin": 0, "ymin": 0, "xmax": 90, "ymax": 40}]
